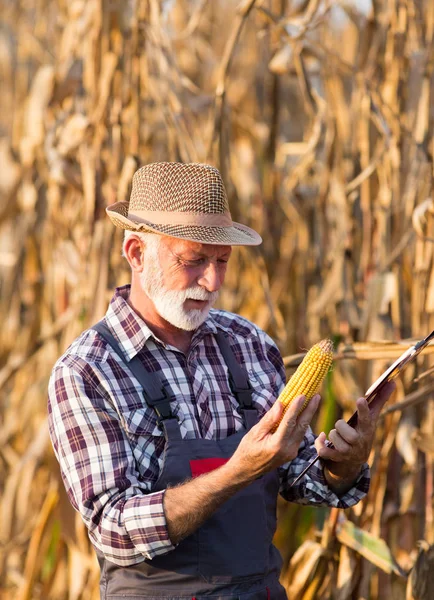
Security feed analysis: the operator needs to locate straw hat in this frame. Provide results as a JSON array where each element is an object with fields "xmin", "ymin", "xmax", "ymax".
[{"xmin": 106, "ymin": 162, "xmax": 262, "ymax": 246}]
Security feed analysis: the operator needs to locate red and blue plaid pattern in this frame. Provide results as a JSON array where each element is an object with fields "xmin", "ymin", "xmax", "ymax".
[{"xmin": 48, "ymin": 285, "xmax": 369, "ymax": 566}]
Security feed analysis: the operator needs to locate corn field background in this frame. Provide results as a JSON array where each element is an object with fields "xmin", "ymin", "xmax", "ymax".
[{"xmin": 1, "ymin": 0, "xmax": 434, "ymax": 598}]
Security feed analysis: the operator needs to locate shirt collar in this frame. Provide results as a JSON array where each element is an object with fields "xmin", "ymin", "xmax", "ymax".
[
  {"xmin": 191, "ymin": 311, "xmax": 218, "ymax": 346},
  {"xmin": 104, "ymin": 284, "xmax": 218, "ymax": 361}
]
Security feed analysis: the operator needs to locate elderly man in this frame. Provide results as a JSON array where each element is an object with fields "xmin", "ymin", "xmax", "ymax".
[{"xmin": 48, "ymin": 162, "xmax": 394, "ymax": 599}]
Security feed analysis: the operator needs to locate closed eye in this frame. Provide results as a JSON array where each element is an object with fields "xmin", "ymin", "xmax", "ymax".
[{"xmin": 184, "ymin": 259, "xmax": 205, "ymax": 266}]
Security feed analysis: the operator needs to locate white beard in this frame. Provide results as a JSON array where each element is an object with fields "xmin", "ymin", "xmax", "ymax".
[{"xmin": 139, "ymin": 246, "xmax": 219, "ymax": 331}]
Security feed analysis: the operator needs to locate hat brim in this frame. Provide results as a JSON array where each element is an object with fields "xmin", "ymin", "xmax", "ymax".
[{"xmin": 106, "ymin": 202, "xmax": 262, "ymax": 246}]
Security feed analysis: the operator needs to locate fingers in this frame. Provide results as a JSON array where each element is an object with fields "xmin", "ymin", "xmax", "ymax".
[
  {"xmin": 356, "ymin": 397, "xmax": 376, "ymax": 435},
  {"xmin": 328, "ymin": 428, "xmax": 352, "ymax": 454},
  {"xmin": 331, "ymin": 380, "xmax": 396, "ymax": 440},
  {"xmin": 315, "ymin": 432, "xmax": 344, "ymax": 462},
  {"xmin": 298, "ymin": 394, "xmax": 321, "ymax": 430},
  {"xmin": 368, "ymin": 380, "xmax": 396, "ymax": 419},
  {"xmin": 335, "ymin": 419, "xmax": 359, "ymax": 444},
  {"xmin": 314, "ymin": 431, "xmax": 327, "ymax": 454},
  {"xmin": 276, "ymin": 394, "xmax": 321, "ymax": 442},
  {"xmin": 257, "ymin": 399, "xmax": 284, "ymax": 433},
  {"xmin": 273, "ymin": 395, "xmax": 306, "ymax": 436},
  {"xmin": 376, "ymin": 379, "xmax": 396, "ymax": 401}
]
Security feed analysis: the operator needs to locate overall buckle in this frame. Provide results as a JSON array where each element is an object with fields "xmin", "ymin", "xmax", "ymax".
[
  {"xmin": 144, "ymin": 387, "xmax": 179, "ymax": 431},
  {"xmin": 229, "ymin": 378, "xmax": 254, "ymax": 409}
]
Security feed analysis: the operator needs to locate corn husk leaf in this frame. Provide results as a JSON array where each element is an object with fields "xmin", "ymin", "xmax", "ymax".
[{"xmin": 336, "ymin": 516, "xmax": 405, "ymax": 576}]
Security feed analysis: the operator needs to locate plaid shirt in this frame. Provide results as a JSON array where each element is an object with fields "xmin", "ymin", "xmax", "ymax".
[{"xmin": 48, "ymin": 285, "xmax": 370, "ymax": 566}]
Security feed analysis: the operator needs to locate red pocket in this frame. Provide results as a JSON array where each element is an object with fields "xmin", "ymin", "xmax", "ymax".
[{"xmin": 189, "ymin": 457, "xmax": 229, "ymax": 478}]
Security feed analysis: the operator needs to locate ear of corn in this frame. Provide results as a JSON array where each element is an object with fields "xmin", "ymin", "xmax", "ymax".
[{"xmin": 273, "ymin": 339, "xmax": 334, "ymax": 429}]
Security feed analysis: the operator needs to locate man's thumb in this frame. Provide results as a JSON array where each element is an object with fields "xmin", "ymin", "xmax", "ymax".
[{"xmin": 258, "ymin": 400, "xmax": 283, "ymax": 432}]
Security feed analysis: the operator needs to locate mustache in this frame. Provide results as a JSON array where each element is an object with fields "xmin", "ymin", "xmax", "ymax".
[{"xmin": 185, "ymin": 287, "xmax": 218, "ymax": 302}]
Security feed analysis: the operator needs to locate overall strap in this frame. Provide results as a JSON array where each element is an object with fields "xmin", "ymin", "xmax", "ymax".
[
  {"xmin": 91, "ymin": 321, "xmax": 181, "ymax": 440},
  {"xmin": 215, "ymin": 331, "xmax": 257, "ymax": 430}
]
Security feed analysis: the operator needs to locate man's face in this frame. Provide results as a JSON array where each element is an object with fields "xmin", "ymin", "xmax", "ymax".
[{"xmin": 139, "ymin": 236, "xmax": 232, "ymax": 331}]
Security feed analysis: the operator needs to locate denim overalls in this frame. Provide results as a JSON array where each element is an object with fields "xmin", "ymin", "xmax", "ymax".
[{"xmin": 92, "ymin": 321, "xmax": 287, "ymax": 599}]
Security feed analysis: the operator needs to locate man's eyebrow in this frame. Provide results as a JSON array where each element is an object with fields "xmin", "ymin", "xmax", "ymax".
[{"xmin": 176, "ymin": 249, "xmax": 232, "ymax": 259}]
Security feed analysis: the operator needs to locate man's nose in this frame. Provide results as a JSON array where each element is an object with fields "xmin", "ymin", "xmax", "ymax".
[{"xmin": 197, "ymin": 262, "xmax": 222, "ymax": 293}]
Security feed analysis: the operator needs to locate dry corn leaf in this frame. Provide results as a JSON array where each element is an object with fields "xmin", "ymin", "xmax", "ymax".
[
  {"xmin": 395, "ymin": 419, "xmax": 418, "ymax": 469},
  {"xmin": 1, "ymin": 1, "xmax": 434, "ymax": 598},
  {"xmin": 92, "ymin": 52, "xmax": 118, "ymax": 122},
  {"xmin": 283, "ymin": 540, "xmax": 327, "ymax": 598},
  {"xmin": 407, "ymin": 542, "xmax": 434, "ymax": 600},
  {"xmin": 20, "ymin": 65, "xmax": 55, "ymax": 165},
  {"xmin": 336, "ymin": 516, "xmax": 405, "ymax": 577},
  {"xmin": 335, "ymin": 544, "xmax": 359, "ymax": 600},
  {"xmin": 0, "ymin": 139, "xmax": 21, "ymax": 200},
  {"xmin": 15, "ymin": 483, "xmax": 58, "ymax": 600},
  {"xmin": 57, "ymin": 114, "xmax": 90, "ymax": 157},
  {"xmin": 68, "ymin": 545, "xmax": 91, "ymax": 600},
  {"xmin": 412, "ymin": 199, "xmax": 434, "ymax": 241},
  {"xmin": 412, "ymin": 432, "xmax": 434, "ymax": 457},
  {"xmin": 269, "ymin": 44, "xmax": 294, "ymax": 74},
  {"xmin": 18, "ymin": 179, "xmax": 38, "ymax": 213}
]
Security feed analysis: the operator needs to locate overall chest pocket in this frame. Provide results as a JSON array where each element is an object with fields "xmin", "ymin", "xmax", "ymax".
[
  {"xmin": 113, "ymin": 371, "xmax": 186, "ymax": 438},
  {"xmin": 119, "ymin": 400, "xmax": 186, "ymax": 482},
  {"xmin": 122, "ymin": 402, "xmax": 186, "ymax": 439},
  {"xmin": 246, "ymin": 369, "xmax": 279, "ymax": 417}
]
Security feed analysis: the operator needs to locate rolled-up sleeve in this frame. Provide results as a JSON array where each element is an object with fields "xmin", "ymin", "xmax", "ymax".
[
  {"xmin": 279, "ymin": 426, "xmax": 370, "ymax": 508},
  {"xmin": 48, "ymin": 365, "xmax": 175, "ymax": 566}
]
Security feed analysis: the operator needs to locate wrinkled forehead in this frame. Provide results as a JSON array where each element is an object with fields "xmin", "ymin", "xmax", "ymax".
[{"xmin": 160, "ymin": 236, "xmax": 232, "ymax": 258}]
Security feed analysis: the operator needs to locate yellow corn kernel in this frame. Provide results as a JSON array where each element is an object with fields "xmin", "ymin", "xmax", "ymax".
[{"xmin": 274, "ymin": 339, "xmax": 333, "ymax": 429}]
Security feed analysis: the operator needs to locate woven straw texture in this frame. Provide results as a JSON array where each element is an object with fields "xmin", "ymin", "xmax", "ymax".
[
  {"xmin": 130, "ymin": 162, "xmax": 228, "ymax": 213},
  {"xmin": 106, "ymin": 162, "xmax": 262, "ymax": 246}
]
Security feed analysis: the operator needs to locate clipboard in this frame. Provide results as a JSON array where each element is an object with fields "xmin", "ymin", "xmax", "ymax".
[{"xmin": 289, "ymin": 329, "xmax": 434, "ymax": 488}]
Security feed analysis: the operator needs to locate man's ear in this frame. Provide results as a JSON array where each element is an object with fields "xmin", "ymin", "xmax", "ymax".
[{"xmin": 124, "ymin": 236, "xmax": 144, "ymax": 272}]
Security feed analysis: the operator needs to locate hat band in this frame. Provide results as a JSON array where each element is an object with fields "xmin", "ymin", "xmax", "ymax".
[{"xmin": 128, "ymin": 209, "xmax": 233, "ymax": 228}]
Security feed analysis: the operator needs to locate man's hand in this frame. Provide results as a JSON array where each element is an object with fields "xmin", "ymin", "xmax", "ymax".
[
  {"xmin": 314, "ymin": 380, "xmax": 396, "ymax": 493},
  {"xmin": 229, "ymin": 393, "xmax": 321, "ymax": 484},
  {"xmin": 164, "ymin": 394, "xmax": 320, "ymax": 544}
]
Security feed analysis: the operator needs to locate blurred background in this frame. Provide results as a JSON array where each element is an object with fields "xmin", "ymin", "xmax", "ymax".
[{"xmin": 1, "ymin": 0, "xmax": 433, "ymax": 598}]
